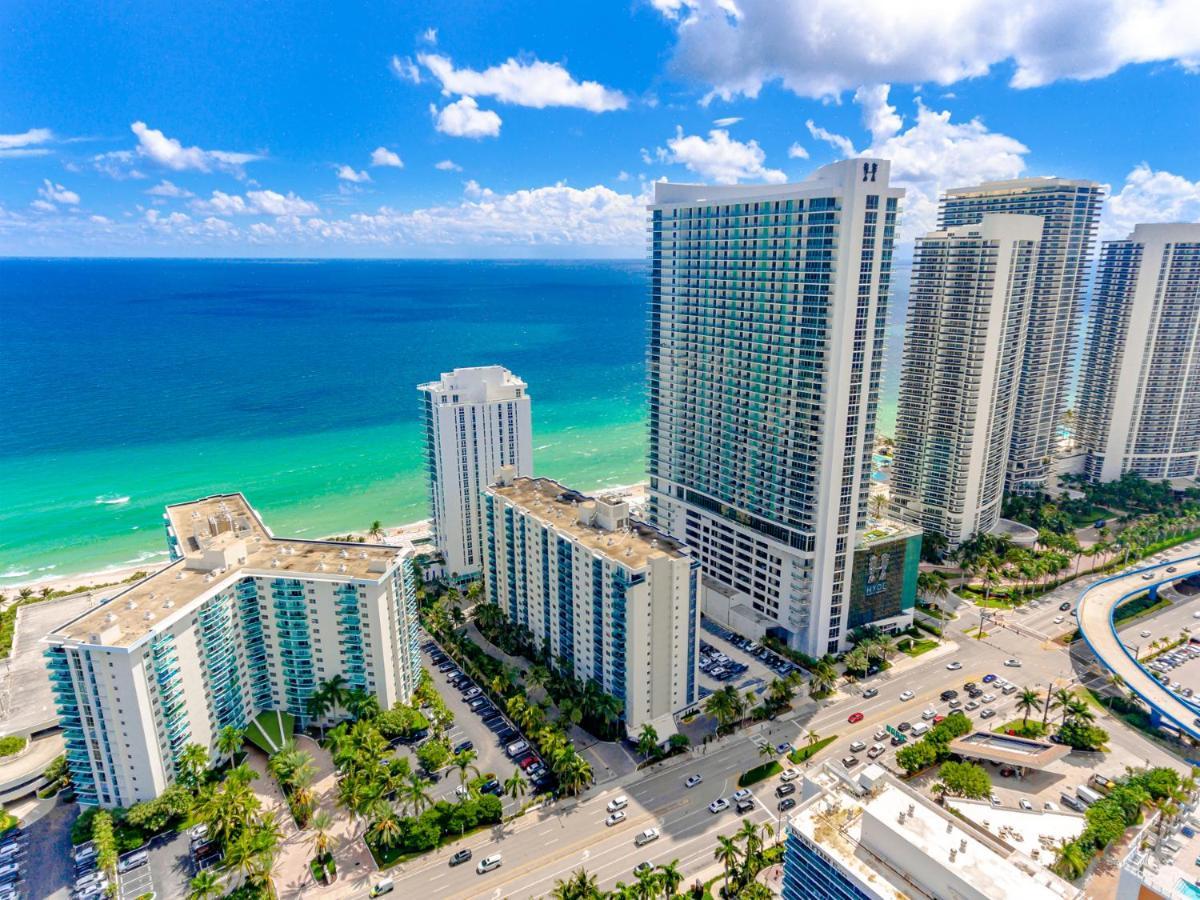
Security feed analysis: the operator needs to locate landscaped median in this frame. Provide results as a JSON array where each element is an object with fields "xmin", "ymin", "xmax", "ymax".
[
  {"xmin": 737, "ymin": 760, "xmax": 782, "ymax": 788},
  {"xmin": 788, "ymin": 735, "xmax": 837, "ymax": 765}
]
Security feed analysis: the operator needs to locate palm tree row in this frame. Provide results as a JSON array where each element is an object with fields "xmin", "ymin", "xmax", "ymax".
[
  {"xmin": 713, "ymin": 818, "xmax": 777, "ymax": 898},
  {"xmin": 551, "ymin": 859, "xmax": 685, "ymax": 899},
  {"xmin": 189, "ymin": 762, "xmax": 284, "ymax": 898}
]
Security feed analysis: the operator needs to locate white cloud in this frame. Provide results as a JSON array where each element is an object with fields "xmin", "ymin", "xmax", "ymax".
[
  {"xmin": 421, "ymin": 27, "xmax": 438, "ymax": 44},
  {"xmin": 418, "ymin": 53, "xmax": 627, "ymax": 111},
  {"xmin": 336, "ymin": 165, "xmax": 371, "ymax": 183},
  {"xmin": 390, "ymin": 55, "xmax": 421, "ymax": 83},
  {"xmin": 656, "ymin": 126, "xmax": 785, "ymax": 184},
  {"xmin": 431, "ymin": 97, "xmax": 502, "ymax": 139},
  {"xmin": 1103, "ymin": 164, "xmax": 1200, "ymax": 240},
  {"xmin": 37, "ymin": 179, "xmax": 80, "ymax": 206},
  {"xmin": 853, "ymin": 84, "xmax": 902, "ymax": 142},
  {"xmin": 805, "ymin": 120, "xmax": 858, "ymax": 158},
  {"xmin": 787, "ymin": 142, "xmax": 809, "ymax": 159},
  {"xmin": 131, "ymin": 122, "xmax": 261, "ymax": 173},
  {"xmin": 616, "ymin": 170, "xmax": 631, "ymax": 181},
  {"xmin": 712, "ymin": 116, "xmax": 742, "ymax": 127},
  {"xmin": 192, "ymin": 189, "xmax": 319, "ymax": 217},
  {"xmin": 370, "ymin": 147, "xmax": 404, "ymax": 168},
  {"xmin": 655, "ymin": 0, "xmax": 1200, "ymax": 100},
  {"xmin": 434, "ymin": 159, "xmax": 462, "ymax": 171},
  {"xmin": 0, "ymin": 127, "xmax": 53, "ymax": 158},
  {"xmin": 91, "ymin": 150, "xmax": 147, "ymax": 180},
  {"xmin": 89, "ymin": 215, "xmax": 111, "ymax": 225},
  {"xmin": 30, "ymin": 199, "xmax": 56, "ymax": 213},
  {"xmin": 146, "ymin": 180, "xmax": 194, "ymax": 199}
]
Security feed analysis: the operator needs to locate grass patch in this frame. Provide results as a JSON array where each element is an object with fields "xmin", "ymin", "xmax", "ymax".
[
  {"xmin": 900, "ymin": 639, "xmax": 939, "ymax": 658},
  {"xmin": 789, "ymin": 735, "xmax": 837, "ymax": 765},
  {"xmin": 737, "ymin": 760, "xmax": 782, "ymax": 787},
  {"xmin": 244, "ymin": 710, "xmax": 294, "ymax": 754},
  {"xmin": 0, "ymin": 735, "xmax": 27, "ymax": 758},
  {"xmin": 914, "ymin": 619, "xmax": 943, "ymax": 638},
  {"xmin": 1115, "ymin": 592, "xmax": 1171, "ymax": 625},
  {"xmin": 965, "ymin": 628, "xmax": 990, "ymax": 639},
  {"xmin": 992, "ymin": 719, "xmax": 1047, "ymax": 738}
]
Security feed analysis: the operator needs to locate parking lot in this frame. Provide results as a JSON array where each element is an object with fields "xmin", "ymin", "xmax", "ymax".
[
  {"xmin": 698, "ymin": 618, "xmax": 805, "ymax": 701},
  {"xmin": 411, "ymin": 638, "xmax": 556, "ymax": 809},
  {"xmin": 1138, "ymin": 638, "xmax": 1200, "ymax": 700},
  {"xmin": 116, "ymin": 850, "xmax": 153, "ymax": 900}
]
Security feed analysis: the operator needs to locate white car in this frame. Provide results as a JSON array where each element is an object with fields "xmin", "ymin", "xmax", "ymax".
[
  {"xmin": 1053, "ymin": 615, "xmax": 1064, "ymax": 624},
  {"xmin": 921, "ymin": 708, "xmax": 937, "ymax": 720},
  {"xmin": 477, "ymin": 854, "xmax": 502, "ymax": 874},
  {"xmin": 1044, "ymin": 801, "xmax": 1059, "ymax": 812},
  {"xmin": 990, "ymin": 794, "xmax": 1001, "ymax": 807},
  {"xmin": 981, "ymin": 693, "xmax": 996, "ymax": 703},
  {"xmin": 1019, "ymin": 798, "xmax": 1034, "ymax": 810},
  {"xmin": 780, "ymin": 768, "xmax": 800, "ymax": 782},
  {"xmin": 899, "ymin": 690, "xmax": 915, "ymax": 701},
  {"xmin": 1004, "ymin": 658, "xmax": 1022, "ymax": 668},
  {"xmin": 733, "ymin": 788, "xmax": 753, "ymax": 802},
  {"xmin": 635, "ymin": 828, "xmax": 660, "ymax": 846},
  {"xmin": 1141, "ymin": 630, "xmax": 1152, "ymax": 638},
  {"xmin": 849, "ymin": 740, "xmax": 867, "ymax": 753},
  {"xmin": 946, "ymin": 661, "xmax": 962, "ymax": 671},
  {"xmin": 685, "ymin": 774, "xmax": 703, "ymax": 788},
  {"xmin": 605, "ymin": 811, "xmax": 626, "ymax": 826},
  {"xmin": 708, "ymin": 798, "xmax": 729, "ymax": 814}
]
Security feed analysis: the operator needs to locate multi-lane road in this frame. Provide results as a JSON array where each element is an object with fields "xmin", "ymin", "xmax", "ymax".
[{"xmin": 382, "ymin": 553, "xmax": 1200, "ymax": 898}]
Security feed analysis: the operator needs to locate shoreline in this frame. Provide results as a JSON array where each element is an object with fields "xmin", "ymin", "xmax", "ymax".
[{"xmin": 2, "ymin": 480, "xmax": 650, "ymax": 597}]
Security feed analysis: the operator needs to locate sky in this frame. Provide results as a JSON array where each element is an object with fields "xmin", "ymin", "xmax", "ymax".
[{"xmin": 1, "ymin": 0, "xmax": 1199, "ymax": 258}]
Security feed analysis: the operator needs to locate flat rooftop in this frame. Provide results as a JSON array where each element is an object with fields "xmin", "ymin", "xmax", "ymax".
[
  {"xmin": 49, "ymin": 493, "xmax": 407, "ymax": 650},
  {"xmin": 489, "ymin": 476, "xmax": 687, "ymax": 569},
  {"xmin": 949, "ymin": 732, "xmax": 1071, "ymax": 769},
  {"xmin": 789, "ymin": 764, "xmax": 1079, "ymax": 900},
  {"xmin": 857, "ymin": 517, "xmax": 921, "ymax": 549}
]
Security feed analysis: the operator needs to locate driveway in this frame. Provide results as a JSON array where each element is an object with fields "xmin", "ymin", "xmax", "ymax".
[
  {"xmin": 21, "ymin": 799, "xmax": 77, "ymax": 900},
  {"xmin": 143, "ymin": 830, "xmax": 190, "ymax": 900}
]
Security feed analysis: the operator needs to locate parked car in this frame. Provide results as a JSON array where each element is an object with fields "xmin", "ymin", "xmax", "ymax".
[
  {"xmin": 733, "ymin": 788, "xmax": 753, "ymax": 802},
  {"xmin": 775, "ymin": 783, "xmax": 796, "ymax": 797},
  {"xmin": 735, "ymin": 799, "xmax": 755, "ymax": 814},
  {"xmin": 117, "ymin": 850, "xmax": 148, "ymax": 873},
  {"xmin": 780, "ymin": 768, "xmax": 800, "ymax": 782},
  {"xmin": 708, "ymin": 798, "xmax": 729, "ymax": 814},
  {"xmin": 849, "ymin": 740, "xmax": 867, "ymax": 753},
  {"xmin": 842, "ymin": 756, "xmax": 859, "ymax": 768},
  {"xmin": 778, "ymin": 797, "xmax": 797, "ymax": 812}
]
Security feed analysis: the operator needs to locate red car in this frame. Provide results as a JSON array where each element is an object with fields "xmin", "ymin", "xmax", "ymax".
[
  {"xmin": 847, "ymin": 712, "xmax": 864, "ymax": 724},
  {"xmin": 518, "ymin": 755, "xmax": 539, "ymax": 770}
]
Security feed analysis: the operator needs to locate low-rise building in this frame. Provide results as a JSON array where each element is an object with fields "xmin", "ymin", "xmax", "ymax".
[
  {"xmin": 783, "ymin": 763, "xmax": 1081, "ymax": 900},
  {"xmin": 43, "ymin": 493, "xmax": 422, "ymax": 808},
  {"xmin": 483, "ymin": 468, "xmax": 699, "ymax": 732}
]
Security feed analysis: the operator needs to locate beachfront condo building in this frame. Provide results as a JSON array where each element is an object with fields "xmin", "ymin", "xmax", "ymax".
[
  {"xmin": 44, "ymin": 493, "xmax": 422, "ymax": 808},
  {"xmin": 938, "ymin": 177, "xmax": 1104, "ymax": 494},
  {"xmin": 419, "ymin": 365, "xmax": 533, "ymax": 582},
  {"xmin": 890, "ymin": 214, "xmax": 1042, "ymax": 547},
  {"xmin": 646, "ymin": 158, "xmax": 906, "ymax": 657},
  {"xmin": 483, "ymin": 467, "xmax": 699, "ymax": 733},
  {"xmin": 1077, "ymin": 224, "xmax": 1200, "ymax": 484}
]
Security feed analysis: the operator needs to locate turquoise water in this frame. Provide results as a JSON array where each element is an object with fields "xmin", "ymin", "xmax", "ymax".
[{"xmin": 0, "ymin": 258, "xmax": 902, "ymax": 585}]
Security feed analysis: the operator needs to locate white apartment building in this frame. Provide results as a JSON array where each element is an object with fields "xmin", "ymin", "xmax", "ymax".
[
  {"xmin": 890, "ymin": 215, "xmax": 1042, "ymax": 547},
  {"xmin": 44, "ymin": 493, "xmax": 422, "ymax": 808},
  {"xmin": 646, "ymin": 159, "xmax": 904, "ymax": 657},
  {"xmin": 939, "ymin": 178, "xmax": 1104, "ymax": 494},
  {"xmin": 1078, "ymin": 224, "xmax": 1200, "ymax": 483},
  {"xmin": 483, "ymin": 468, "xmax": 699, "ymax": 732},
  {"xmin": 419, "ymin": 366, "xmax": 533, "ymax": 581},
  {"xmin": 783, "ymin": 763, "xmax": 1081, "ymax": 900}
]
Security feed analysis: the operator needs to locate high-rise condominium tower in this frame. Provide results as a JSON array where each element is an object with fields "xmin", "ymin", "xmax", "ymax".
[
  {"xmin": 45, "ymin": 493, "xmax": 421, "ymax": 807},
  {"xmin": 419, "ymin": 366, "xmax": 532, "ymax": 581},
  {"xmin": 1078, "ymin": 224, "xmax": 1200, "ymax": 483},
  {"xmin": 483, "ymin": 469, "xmax": 699, "ymax": 731},
  {"xmin": 647, "ymin": 158, "xmax": 904, "ymax": 657},
  {"xmin": 939, "ymin": 178, "xmax": 1103, "ymax": 494},
  {"xmin": 890, "ymin": 215, "xmax": 1042, "ymax": 547}
]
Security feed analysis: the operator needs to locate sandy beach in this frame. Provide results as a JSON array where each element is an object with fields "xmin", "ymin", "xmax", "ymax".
[{"xmin": 2, "ymin": 481, "xmax": 650, "ymax": 599}]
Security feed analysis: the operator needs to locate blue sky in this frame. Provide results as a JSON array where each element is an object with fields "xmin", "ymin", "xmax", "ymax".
[{"xmin": 2, "ymin": 0, "xmax": 1198, "ymax": 256}]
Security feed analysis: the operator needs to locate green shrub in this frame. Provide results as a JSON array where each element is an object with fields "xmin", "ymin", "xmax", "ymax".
[
  {"xmin": 737, "ymin": 761, "xmax": 782, "ymax": 787},
  {"xmin": 938, "ymin": 761, "xmax": 991, "ymax": 799},
  {"xmin": 0, "ymin": 735, "xmax": 27, "ymax": 758},
  {"xmin": 789, "ymin": 735, "xmax": 837, "ymax": 765}
]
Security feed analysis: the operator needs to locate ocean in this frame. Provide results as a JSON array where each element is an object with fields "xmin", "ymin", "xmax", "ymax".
[{"xmin": 0, "ymin": 258, "xmax": 905, "ymax": 585}]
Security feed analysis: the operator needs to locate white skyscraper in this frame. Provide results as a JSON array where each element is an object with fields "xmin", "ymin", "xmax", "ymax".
[
  {"xmin": 1078, "ymin": 224, "xmax": 1200, "ymax": 483},
  {"xmin": 890, "ymin": 215, "xmax": 1042, "ymax": 547},
  {"xmin": 646, "ymin": 158, "xmax": 906, "ymax": 657},
  {"xmin": 419, "ymin": 366, "xmax": 533, "ymax": 581},
  {"xmin": 939, "ymin": 178, "xmax": 1103, "ymax": 494}
]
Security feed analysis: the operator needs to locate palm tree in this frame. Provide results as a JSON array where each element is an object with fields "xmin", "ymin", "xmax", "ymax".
[
  {"xmin": 369, "ymin": 520, "xmax": 384, "ymax": 542},
  {"xmin": 1050, "ymin": 687, "xmax": 1075, "ymax": 727},
  {"xmin": 188, "ymin": 870, "xmax": 224, "ymax": 900},
  {"xmin": 1064, "ymin": 697, "xmax": 1094, "ymax": 725},
  {"xmin": 637, "ymin": 723, "xmax": 660, "ymax": 758},
  {"xmin": 758, "ymin": 742, "xmax": 776, "ymax": 765},
  {"xmin": 1041, "ymin": 687, "xmax": 1062, "ymax": 728},
  {"xmin": 452, "ymin": 748, "xmax": 480, "ymax": 787},
  {"xmin": 713, "ymin": 835, "xmax": 741, "ymax": 889},
  {"xmin": 740, "ymin": 884, "xmax": 774, "ymax": 900},
  {"xmin": 809, "ymin": 658, "xmax": 839, "ymax": 697},
  {"xmin": 556, "ymin": 752, "xmax": 594, "ymax": 796},
  {"xmin": 633, "ymin": 866, "xmax": 660, "ymax": 900},
  {"xmin": 657, "ymin": 859, "xmax": 684, "ymax": 898},
  {"xmin": 704, "ymin": 689, "xmax": 736, "ymax": 732},
  {"xmin": 504, "ymin": 768, "xmax": 528, "ymax": 804},
  {"xmin": 1052, "ymin": 839, "xmax": 1089, "ymax": 880},
  {"xmin": 305, "ymin": 692, "xmax": 332, "ymax": 736},
  {"xmin": 592, "ymin": 691, "xmax": 624, "ymax": 737},
  {"xmin": 216, "ymin": 725, "xmax": 244, "ymax": 767},
  {"xmin": 318, "ymin": 674, "xmax": 349, "ymax": 720},
  {"xmin": 1016, "ymin": 688, "xmax": 1042, "ymax": 726},
  {"xmin": 176, "ymin": 741, "xmax": 211, "ymax": 789},
  {"xmin": 767, "ymin": 677, "xmax": 795, "ymax": 711},
  {"xmin": 805, "ymin": 730, "xmax": 821, "ymax": 749},
  {"xmin": 310, "ymin": 808, "xmax": 335, "ymax": 859},
  {"xmin": 367, "ymin": 811, "xmax": 403, "ymax": 849},
  {"xmin": 551, "ymin": 868, "xmax": 601, "ymax": 899},
  {"xmin": 401, "ymin": 771, "xmax": 433, "ymax": 817}
]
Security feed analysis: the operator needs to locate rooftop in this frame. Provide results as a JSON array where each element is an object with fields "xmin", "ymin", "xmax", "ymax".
[
  {"xmin": 943, "ymin": 177, "xmax": 1101, "ymax": 195},
  {"xmin": 48, "ymin": 493, "xmax": 407, "ymax": 650},
  {"xmin": 789, "ymin": 764, "xmax": 1080, "ymax": 900},
  {"xmin": 1121, "ymin": 808, "xmax": 1200, "ymax": 899},
  {"xmin": 949, "ymin": 731, "xmax": 1072, "ymax": 769},
  {"xmin": 857, "ymin": 517, "xmax": 921, "ymax": 549},
  {"xmin": 488, "ymin": 475, "xmax": 687, "ymax": 569}
]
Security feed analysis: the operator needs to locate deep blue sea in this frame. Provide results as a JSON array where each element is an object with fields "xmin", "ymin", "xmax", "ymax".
[{"xmin": 0, "ymin": 258, "xmax": 905, "ymax": 584}]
